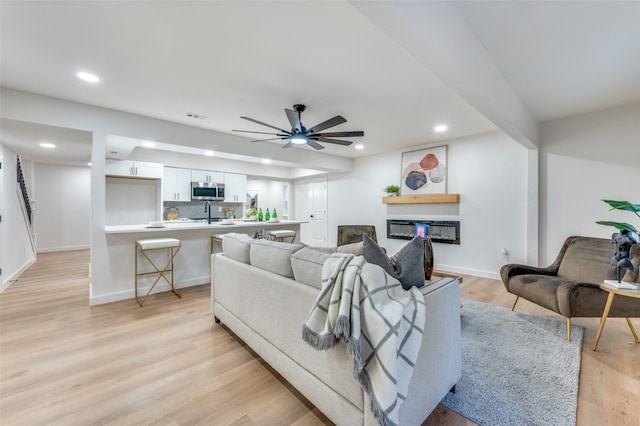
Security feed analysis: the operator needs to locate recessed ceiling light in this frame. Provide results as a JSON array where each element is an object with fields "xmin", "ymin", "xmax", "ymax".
[
  {"xmin": 76, "ymin": 71, "xmax": 100, "ymax": 83},
  {"xmin": 204, "ymin": 150, "xmax": 215, "ymax": 156},
  {"xmin": 355, "ymin": 144, "xmax": 364, "ymax": 150},
  {"xmin": 40, "ymin": 142, "xmax": 55, "ymax": 148},
  {"xmin": 141, "ymin": 141, "xmax": 155, "ymax": 148},
  {"xmin": 87, "ymin": 162, "xmax": 92, "ymax": 166},
  {"xmin": 262, "ymin": 159, "xmax": 272, "ymax": 164},
  {"xmin": 434, "ymin": 124, "xmax": 448, "ymax": 132}
]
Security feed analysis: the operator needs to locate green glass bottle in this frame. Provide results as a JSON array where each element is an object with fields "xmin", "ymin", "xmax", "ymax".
[
  {"xmin": 272, "ymin": 208, "xmax": 277, "ymax": 219},
  {"xmin": 265, "ymin": 208, "xmax": 271, "ymax": 221},
  {"xmin": 258, "ymin": 208, "xmax": 263, "ymax": 222}
]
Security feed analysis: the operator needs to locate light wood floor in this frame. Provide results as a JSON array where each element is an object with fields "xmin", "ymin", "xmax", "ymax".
[{"xmin": 1, "ymin": 250, "xmax": 638, "ymax": 425}]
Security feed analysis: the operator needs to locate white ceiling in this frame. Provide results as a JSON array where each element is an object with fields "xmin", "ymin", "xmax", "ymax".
[{"xmin": 1, "ymin": 1, "xmax": 639, "ymax": 167}]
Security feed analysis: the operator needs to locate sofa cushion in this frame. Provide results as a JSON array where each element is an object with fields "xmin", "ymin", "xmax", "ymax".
[
  {"xmin": 337, "ymin": 241, "xmax": 364, "ymax": 255},
  {"xmin": 221, "ymin": 233, "xmax": 254, "ymax": 264},
  {"xmin": 363, "ymin": 234, "xmax": 425, "ymax": 289},
  {"xmin": 250, "ymin": 238, "xmax": 303, "ymax": 278},
  {"xmin": 291, "ymin": 247, "xmax": 334, "ymax": 289}
]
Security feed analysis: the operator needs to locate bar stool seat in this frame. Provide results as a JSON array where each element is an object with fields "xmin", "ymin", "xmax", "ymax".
[
  {"xmin": 135, "ymin": 238, "xmax": 181, "ymax": 307},
  {"xmin": 268, "ymin": 230, "xmax": 296, "ymax": 243}
]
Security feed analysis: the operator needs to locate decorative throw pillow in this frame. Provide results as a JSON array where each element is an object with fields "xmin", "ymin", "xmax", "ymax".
[{"xmin": 362, "ymin": 234, "xmax": 425, "ymax": 290}]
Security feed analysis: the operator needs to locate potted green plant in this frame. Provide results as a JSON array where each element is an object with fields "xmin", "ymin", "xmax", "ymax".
[
  {"xmin": 384, "ymin": 184, "xmax": 400, "ymax": 196},
  {"xmin": 596, "ymin": 199, "xmax": 639, "ymax": 239},
  {"xmin": 246, "ymin": 207, "xmax": 258, "ymax": 220}
]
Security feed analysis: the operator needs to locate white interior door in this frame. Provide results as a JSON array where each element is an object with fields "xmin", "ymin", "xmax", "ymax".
[{"xmin": 294, "ymin": 176, "xmax": 327, "ymax": 246}]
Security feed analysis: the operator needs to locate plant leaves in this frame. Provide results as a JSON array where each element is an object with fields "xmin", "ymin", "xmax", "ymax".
[
  {"xmin": 595, "ymin": 221, "xmax": 639, "ymax": 235},
  {"xmin": 602, "ymin": 199, "xmax": 640, "ymax": 213}
]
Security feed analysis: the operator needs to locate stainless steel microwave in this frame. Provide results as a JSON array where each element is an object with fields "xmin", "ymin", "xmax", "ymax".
[{"xmin": 191, "ymin": 182, "xmax": 225, "ymax": 201}]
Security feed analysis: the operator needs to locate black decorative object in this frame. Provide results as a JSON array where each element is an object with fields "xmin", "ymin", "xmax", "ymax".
[
  {"xmin": 423, "ymin": 238, "xmax": 434, "ymax": 280},
  {"xmin": 611, "ymin": 230, "xmax": 637, "ymax": 282}
]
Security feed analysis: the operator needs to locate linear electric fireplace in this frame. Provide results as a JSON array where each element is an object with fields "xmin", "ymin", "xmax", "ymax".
[{"xmin": 387, "ymin": 219, "xmax": 460, "ymax": 244}]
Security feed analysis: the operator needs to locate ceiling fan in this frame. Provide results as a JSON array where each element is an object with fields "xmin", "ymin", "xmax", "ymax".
[{"xmin": 232, "ymin": 104, "xmax": 364, "ymax": 150}]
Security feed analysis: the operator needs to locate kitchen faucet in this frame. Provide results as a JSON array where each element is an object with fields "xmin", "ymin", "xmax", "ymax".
[{"xmin": 205, "ymin": 201, "xmax": 212, "ymax": 224}]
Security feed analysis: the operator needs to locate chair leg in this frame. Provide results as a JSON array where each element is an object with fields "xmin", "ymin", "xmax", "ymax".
[
  {"xmin": 627, "ymin": 318, "xmax": 640, "ymax": 343},
  {"xmin": 566, "ymin": 318, "xmax": 572, "ymax": 342},
  {"xmin": 511, "ymin": 296, "xmax": 520, "ymax": 311}
]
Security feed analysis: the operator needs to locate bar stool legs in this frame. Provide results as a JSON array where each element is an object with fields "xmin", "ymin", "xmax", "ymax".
[{"xmin": 135, "ymin": 238, "xmax": 181, "ymax": 307}]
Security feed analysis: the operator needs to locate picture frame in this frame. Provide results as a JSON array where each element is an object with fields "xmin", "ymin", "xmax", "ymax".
[{"xmin": 400, "ymin": 145, "xmax": 447, "ymax": 195}]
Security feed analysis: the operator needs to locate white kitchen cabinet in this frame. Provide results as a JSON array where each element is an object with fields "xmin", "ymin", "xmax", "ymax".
[
  {"xmin": 106, "ymin": 160, "xmax": 162, "ymax": 179},
  {"xmin": 224, "ymin": 173, "xmax": 247, "ymax": 203},
  {"xmin": 191, "ymin": 169, "xmax": 224, "ymax": 183},
  {"xmin": 163, "ymin": 167, "xmax": 191, "ymax": 202}
]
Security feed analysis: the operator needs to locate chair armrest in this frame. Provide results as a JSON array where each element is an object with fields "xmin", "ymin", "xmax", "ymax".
[{"xmin": 500, "ymin": 263, "xmax": 559, "ymax": 289}]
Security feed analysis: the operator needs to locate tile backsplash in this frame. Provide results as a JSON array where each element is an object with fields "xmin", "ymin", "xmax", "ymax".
[{"xmin": 163, "ymin": 201, "xmax": 241, "ymax": 220}]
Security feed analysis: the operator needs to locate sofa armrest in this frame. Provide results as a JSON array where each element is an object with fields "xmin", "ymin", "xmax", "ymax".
[
  {"xmin": 500, "ymin": 263, "xmax": 559, "ymax": 291},
  {"xmin": 395, "ymin": 278, "xmax": 461, "ymax": 426}
]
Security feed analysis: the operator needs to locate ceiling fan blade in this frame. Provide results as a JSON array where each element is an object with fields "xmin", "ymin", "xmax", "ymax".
[
  {"xmin": 307, "ymin": 115, "xmax": 347, "ymax": 133},
  {"xmin": 240, "ymin": 116, "xmax": 289, "ymax": 133},
  {"xmin": 306, "ymin": 139, "xmax": 325, "ymax": 150},
  {"xmin": 312, "ymin": 131, "xmax": 364, "ymax": 138},
  {"xmin": 232, "ymin": 129, "xmax": 289, "ymax": 136},
  {"xmin": 311, "ymin": 137, "xmax": 353, "ymax": 146},
  {"xmin": 250, "ymin": 137, "xmax": 288, "ymax": 143},
  {"xmin": 282, "ymin": 141, "xmax": 294, "ymax": 149},
  {"xmin": 285, "ymin": 108, "xmax": 301, "ymax": 132}
]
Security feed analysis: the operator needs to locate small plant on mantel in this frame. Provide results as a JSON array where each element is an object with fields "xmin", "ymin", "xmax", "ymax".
[
  {"xmin": 596, "ymin": 199, "xmax": 640, "ymax": 239},
  {"xmin": 384, "ymin": 184, "xmax": 400, "ymax": 196}
]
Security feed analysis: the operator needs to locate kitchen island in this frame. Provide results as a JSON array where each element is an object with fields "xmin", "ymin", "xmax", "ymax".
[{"xmin": 95, "ymin": 220, "xmax": 306, "ymax": 305}]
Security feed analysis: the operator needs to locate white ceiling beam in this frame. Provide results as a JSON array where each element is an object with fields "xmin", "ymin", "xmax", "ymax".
[{"xmin": 349, "ymin": 0, "xmax": 538, "ymax": 149}]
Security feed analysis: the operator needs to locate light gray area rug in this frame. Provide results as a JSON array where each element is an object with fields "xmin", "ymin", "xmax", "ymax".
[{"xmin": 440, "ymin": 299, "xmax": 584, "ymax": 426}]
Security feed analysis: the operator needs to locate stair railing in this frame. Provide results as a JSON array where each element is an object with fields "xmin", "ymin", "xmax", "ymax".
[{"xmin": 16, "ymin": 155, "xmax": 32, "ymax": 225}]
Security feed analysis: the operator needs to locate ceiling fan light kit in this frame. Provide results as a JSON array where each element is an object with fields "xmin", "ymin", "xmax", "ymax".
[{"xmin": 232, "ymin": 104, "xmax": 364, "ymax": 150}]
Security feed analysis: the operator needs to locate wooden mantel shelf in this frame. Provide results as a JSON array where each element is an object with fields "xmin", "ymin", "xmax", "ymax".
[{"xmin": 382, "ymin": 193, "xmax": 460, "ymax": 204}]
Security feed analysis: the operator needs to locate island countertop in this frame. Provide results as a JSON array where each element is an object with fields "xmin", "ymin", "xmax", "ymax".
[{"xmin": 104, "ymin": 219, "xmax": 307, "ymax": 234}]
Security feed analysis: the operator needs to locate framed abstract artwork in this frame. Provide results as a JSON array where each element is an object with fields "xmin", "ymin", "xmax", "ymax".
[{"xmin": 400, "ymin": 145, "xmax": 447, "ymax": 195}]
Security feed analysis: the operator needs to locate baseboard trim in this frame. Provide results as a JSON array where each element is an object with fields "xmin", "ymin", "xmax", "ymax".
[
  {"xmin": 37, "ymin": 245, "xmax": 90, "ymax": 253},
  {"xmin": 434, "ymin": 263, "xmax": 500, "ymax": 281},
  {"xmin": 89, "ymin": 276, "xmax": 209, "ymax": 305},
  {"xmin": 1, "ymin": 257, "xmax": 36, "ymax": 292}
]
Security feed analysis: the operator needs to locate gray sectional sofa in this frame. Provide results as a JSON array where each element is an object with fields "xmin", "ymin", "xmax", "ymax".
[{"xmin": 211, "ymin": 233, "xmax": 462, "ymax": 426}]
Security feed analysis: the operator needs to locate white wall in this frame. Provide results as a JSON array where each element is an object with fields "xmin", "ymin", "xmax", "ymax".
[
  {"xmin": 326, "ymin": 131, "xmax": 530, "ymax": 279},
  {"xmin": 0, "ymin": 144, "xmax": 36, "ymax": 291},
  {"xmin": 246, "ymin": 178, "xmax": 290, "ymax": 219},
  {"xmin": 33, "ymin": 163, "xmax": 91, "ymax": 252},
  {"xmin": 105, "ymin": 177, "xmax": 160, "ymax": 226},
  {"xmin": 539, "ymin": 103, "xmax": 640, "ymax": 265}
]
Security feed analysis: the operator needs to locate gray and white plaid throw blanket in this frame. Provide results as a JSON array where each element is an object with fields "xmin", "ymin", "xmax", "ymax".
[{"xmin": 302, "ymin": 253, "xmax": 425, "ymax": 426}]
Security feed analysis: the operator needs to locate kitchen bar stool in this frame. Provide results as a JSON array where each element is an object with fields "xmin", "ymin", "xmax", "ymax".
[
  {"xmin": 135, "ymin": 237, "xmax": 181, "ymax": 307},
  {"xmin": 268, "ymin": 229, "xmax": 296, "ymax": 243}
]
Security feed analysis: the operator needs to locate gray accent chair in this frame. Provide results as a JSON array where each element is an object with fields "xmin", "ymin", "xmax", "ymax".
[
  {"xmin": 337, "ymin": 225, "xmax": 377, "ymax": 246},
  {"xmin": 500, "ymin": 236, "xmax": 640, "ymax": 341}
]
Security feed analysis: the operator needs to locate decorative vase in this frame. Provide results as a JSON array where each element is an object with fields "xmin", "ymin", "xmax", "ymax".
[
  {"xmin": 386, "ymin": 192, "xmax": 398, "ymax": 196},
  {"xmin": 423, "ymin": 238, "xmax": 434, "ymax": 280}
]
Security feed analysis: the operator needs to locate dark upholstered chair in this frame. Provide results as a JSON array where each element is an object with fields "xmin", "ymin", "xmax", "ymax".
[
  {"xmin": 337, "ymin": 225, "xmax": 377, "ymax": 247},
  {"xmin": 501, "ymin": 236, "xmax": 640, "ymax": 341}
]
